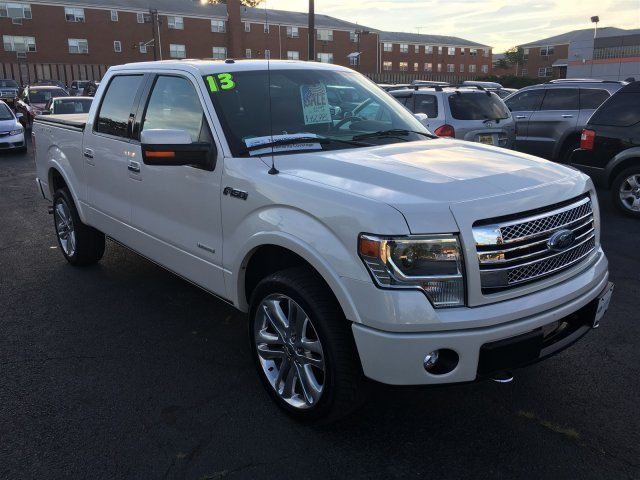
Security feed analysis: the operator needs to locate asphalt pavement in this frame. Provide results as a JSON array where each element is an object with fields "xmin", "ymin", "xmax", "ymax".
[{"xmin": 1, "ymin": 145, "xmax": 638, "ymax": 479}]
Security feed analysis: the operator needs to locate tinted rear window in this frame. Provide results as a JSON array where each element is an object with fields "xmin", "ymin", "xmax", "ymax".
[
  {"xmin": 414, "ymin": 94, "xmax": 438, "ymax": 118},
  {"xmin": 505, "ymin": 89, "xmax": 544, "ymax": 111},
  {"xmin": 448, "ymin": 92, "xmax": 509, "ymax": 120},
  {"xmin": 589, "ymin": 91, "xmax": 640, "ymax": 127},
  {"xmin": 580, "ymin": 89, "xmax": 610, "ymax": 109},
  {"xmin": 540, "ymin": 88, "xmax": 579, "ymax": 110},
  {"xmin": 95, "ymin": 75, "xmax": 144, "ymax": 138}
]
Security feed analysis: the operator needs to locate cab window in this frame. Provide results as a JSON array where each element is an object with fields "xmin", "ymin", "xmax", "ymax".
[{"xmin": 95, "ymin": 75, "xmax": 144, "ymax": 138}]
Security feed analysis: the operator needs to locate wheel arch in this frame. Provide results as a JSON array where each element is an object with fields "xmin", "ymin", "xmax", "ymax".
[
  {"xmin": 555, "ymin": 131, "xmax": 581, "ymax": 162},
  {"xmin": 46, "ymin": 163, "xmax": 88, "ymax": 223},
  {"xmin": 605, "ymin": 151, "xmax": 640, "ymax": 188}
]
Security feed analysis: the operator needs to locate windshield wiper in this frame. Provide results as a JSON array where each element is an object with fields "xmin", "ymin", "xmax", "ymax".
[{"xmin": 352, "ymin": 129, "xmax": 437, "ymax": 141}]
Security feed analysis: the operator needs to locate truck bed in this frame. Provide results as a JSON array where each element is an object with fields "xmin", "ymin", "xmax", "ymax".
[{"xmin": 34, "ymin": 113, "xmax": 87, "ymax": 131}]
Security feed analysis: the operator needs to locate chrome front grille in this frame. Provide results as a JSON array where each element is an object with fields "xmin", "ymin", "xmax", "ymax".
[{"xmin": 473, "ymin": 196, "xmax": 596, "ymax": 292}]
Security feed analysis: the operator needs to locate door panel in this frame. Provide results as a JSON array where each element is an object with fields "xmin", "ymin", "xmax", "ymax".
[
  {"xmin": 527, "ymin": 88, "xmax": 579, "ymax": 159},
  {"xmin": 504, "ymin": 88, "xmax": 544, "ymax": 155}
]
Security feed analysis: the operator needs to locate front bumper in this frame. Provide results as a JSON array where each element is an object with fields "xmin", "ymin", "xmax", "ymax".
[
  {"xmin": 351, "ymin": 271, "xmax": 611, "ymax": 385},
  {"xmin": 0, "ymin": 132, "xmax": 25, "ymax": 150}
]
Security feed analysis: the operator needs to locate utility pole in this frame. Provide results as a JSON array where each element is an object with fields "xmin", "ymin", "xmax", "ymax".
[
  {"xmin": 308, "ymin": 0, "xmax": 315, "ymax": 60},
  {"xmin": 150, "ymin": 9, "xmax": 158, "ymax": 60}
]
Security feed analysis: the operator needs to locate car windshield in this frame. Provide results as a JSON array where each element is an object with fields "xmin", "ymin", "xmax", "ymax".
[
  {"xmin": 448, "ymin": 92, "xmax": 510, "ymax": 120},
  {"xmin": 53, "ymin": 98, "xmax": 92, "ymax": 114},
  {"xmin": 0, "ymin": 80, "xmax": 18, "ymax": 89},
  {"xmin": 30, "ymin": 88, "xmax": 67, "ymax": 103},
  {"xmin": 204, "ymin": 68, "xmax": 430, "ymax": 157},
  {"xmin": 0, "ymin": 103, "xmax": 14, "ymax": 120}
]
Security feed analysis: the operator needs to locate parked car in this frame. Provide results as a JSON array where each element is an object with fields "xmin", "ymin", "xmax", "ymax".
[
  {"xmin": 0, "ymin": 100, "xmax": 26, "ymax": 152},
  {"xmin": 0, "ymin": 79, "xmax": 20, "ymax": 110},
  {"xmin": 82, "ymin": 80, "xmax": 100, "ymax": 97},
  {"xmin": 42, "ymin": 96, "xmax": 93, "ymax": 115},
  {"xmin": 462, "ymin": 81, "xmax": 515, "ymax": 98},
  {"xmin": 15, "ymin": 85, "xmax": 69, "ymax": 128},
  {"xmin": 69, "ymin": 80, "xmax": 91, "ymax": 96},
  {"xmin": 32, "ymin": 79, "xmax": 67, "ymax": 91},
  {"xmin": 390, "ymin": 85, "xmax": 516, "ymax": 148},
  {"xmin": 33, "ymin": 59, "xmax": 612, "ymax": 422},
  {"xmin": 569, "ymin": 81, "xmax": 640, "ymax": 217},
  {"xmin": 504, "ymin": 79, "xmax": 626, "ymax": 162}
]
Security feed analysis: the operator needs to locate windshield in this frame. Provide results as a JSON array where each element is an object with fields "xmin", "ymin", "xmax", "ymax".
[
  {"xmin": 448, "ymin": 92, "xmax": 510, "ymax": 120},
  {"xmin": 0, "ymin": 80, "xmax": 18, "ymax": 89},
  {"xmin": 0, "ymin": 102, "xmax": 14, "ymax": 120},
  {"xmin": 30, "ymin": 88, "xmax": 67, "ymax": 104},
  {"xmin": 204, "ymin": 68, "xmax": 430, "ymax": 157}
]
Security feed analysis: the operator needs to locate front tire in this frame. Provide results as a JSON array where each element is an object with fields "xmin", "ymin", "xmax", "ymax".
[
  {"xmin": 611, "ymin": 167, "xmax": 640, "ymax": 218},
  {"xmin": 53, "ymin": 188, "xmax": 105, "ymax": 265},
  {"xmin": 249, "ymin": 267, "xmax": 368, "ymax": 423}
]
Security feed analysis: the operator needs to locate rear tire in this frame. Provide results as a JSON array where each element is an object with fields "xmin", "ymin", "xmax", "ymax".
[
  {"xmin": 248, "ymin": 267, "xmax": 368, "ymax": 423},
  {"xmin": 611, "ymin": 167, "xmax": 640, "ymax": 218},
  {"xmin": 53, "ymin": 188, "xmax": 105, "ymax": 265}
]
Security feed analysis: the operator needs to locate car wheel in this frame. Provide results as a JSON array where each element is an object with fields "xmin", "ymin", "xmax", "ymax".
[
  {"xmin": 53, "ymin": 188, "xmax": 106, "ymax": 265},
  {"xmin": 611, "ymin": 167, "xmax": 640, "ymax": 218},
  {"xmin": 249, "ymin": 267, "xmax": 368, "ymax": 423}
]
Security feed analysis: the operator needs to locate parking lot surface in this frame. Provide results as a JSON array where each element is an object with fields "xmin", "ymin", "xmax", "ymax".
[{"xmin": 1, "ymin": 147, "xmax": 639, "ymax": 479}]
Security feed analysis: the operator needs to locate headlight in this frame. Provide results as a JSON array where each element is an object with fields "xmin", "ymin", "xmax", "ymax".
[
  {"xmin": 358, "ymin": 234, "xmax": 466, "ymax": 308},
  {"xmin": 10, "ymin": 127, "xmax": 23, "ymax": 135}
]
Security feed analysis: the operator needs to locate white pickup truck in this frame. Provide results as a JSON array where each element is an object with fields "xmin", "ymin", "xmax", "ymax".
[{"xmin": 33, "ymin": 60, "xmax": 613, "ymax": 422}]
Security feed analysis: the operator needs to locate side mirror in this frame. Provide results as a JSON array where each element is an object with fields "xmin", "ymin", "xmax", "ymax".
[
  {"xmin": 15, "ymin": 112, "xmax": 23, "ymax": 119},
  {"xmin": 141, "ymin": 129, "xmax": 216, "ymax": 171}
]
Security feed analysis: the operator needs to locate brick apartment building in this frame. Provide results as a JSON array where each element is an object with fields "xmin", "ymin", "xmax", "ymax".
[
  {"xmin": 0, "ymin": 0, "xmax": 491, "ymax": 85},
  {"xmin": 493, "ymin": 27, "xmax": 640, "ymax": 81}
]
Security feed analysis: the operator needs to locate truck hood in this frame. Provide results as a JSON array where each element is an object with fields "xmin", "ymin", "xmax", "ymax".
[{"xmin": 275, "ymin": 138, "xmax": 586, "ymax": 233}]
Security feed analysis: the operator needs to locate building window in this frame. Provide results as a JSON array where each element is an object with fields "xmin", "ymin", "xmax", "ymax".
[
  {"xmin": 484, "ymin": 49, "xmax": 490, "ymax": 57},
  {"xmin": 447, "ymin": 63, "xmax": 455, "ymax": 72},
  {"xmin": 459, "ymin": 64, "xmax": 464, "ymax": 73},
  {"xmin": 169, "ymin": 43, "xmax": 186, "ymax": 58},
  {"xmin": 286, "ymin": 26, "xmax": 299, "ymax": 38},
  {"xmin": 461, "ymin": 48, "xmax": 466, "ymax": 55},
  {"xmin": 540, "ymin": 45, "xmax": 554, "ymax": 56},
  {"xmin": 245, "ymin": 48, "xmax": 251, "ymax": 58},
  {"xmin": 383, "ymin": 61, "xmax": 392, "ymax": 71},
  {"xmin": 538, "ymin": 66, "xmax": 553, "ymax": 77},
  {"xmin": 481, "ymin": 65, "xmax": 489, "ymax": 73},
  {"xmin": 113, "ymin": 40, "xmax": 121, "ymax": 53},
  {"xmin": 399, "ymin": 61, "xmax": 408, "ymax": 71},
  {"xmin": 264, "ymin": 49, "xmax": 270, "ymax": 59},
  {"xmin": 425, "ymin": 46, "xmax": 433, "ymax": 54},
  {"xmin": 523, "ymin": 48, "xmax": 529, "ymax": 60},
  {"xmin": 110, "ymin": 10, "xmax": 118, "ymax": 21},
  {"xmin": 68, "ymin": 38, "xmax": 88, "ymax": 54},
  {"xmin": 383, "ymin": 43, "xmax": 392, "ymax": 52},
  {"xmin": 211, "ymin": 19, "xmax": 225, "ymax": 32},
  {"xmin": 212, "ymin": 46, "xmax": 226, "ymax": 59},
  {"xmin": 65, "ymin": 7, "xmax": 84, "ymax": 22},
  {"xmin": 520, "ymin": 68, "xmax": 528, "ymax": 76},
  {"xmin": 469, "ymin": 48, "xmax": 477, "ymax": 57},
  {"xmin": 350, "ymin": 31, "xmax": 357, "ymax": 42},
  {"xmin": 349, "ymin": 53, "xmax": 359, "ymax": 66},
  {"xmin": 438, "ymin": 46, "xmax": 443, "ymax": 55},
  {"xmin": 139, "ymin": 44, "xmax": 147, "ymax": 54},
  {"xmin": 136, "ymin": 12, "xmax": 145, "ymax": 23},
  {"xmin": 0, "ymin": 3, "xmax": 32, "ymax": 19},
  {"xmin": 437, "ymin": 63, "xmax": 442, "ymax": 72},
  {"xmin": 400, "ymin": 44, "xmax": 408, "ymax": 53},
  {"xmin": 3, "ymin": 35, "xmax": 36, "ymax": 52},
  {"xmin": 469, "ymin": 64, "xmax": 476, "ymax": 73},
  {"xmin": 287, "ymin": 50, "xmax": 299, "ymax": 60},
  {"xmin": 448, "ymin": 47, "xmax": 455, "ymax": 55},
  {"xmin": 414, "ymin": 45, "xmax": 420, "ymax": 53},
  {"xmin": 424, "ymin": 62, "xmax": 432, "ymax": 72},
  {"xmin": 244, "ymin": 21, "xmax": 250, "ymax": 32},
  {"xmin": 264, "ymin": 23, "xmax": 269, "ymax": 33},
  {"xmin": 167, "ymin": 16, "xmax": 183, "ymax": 30},
  {"xmin": 317, "ymin": 29, "xmax": 333, "ymax": 41},
  {"xmin": 317, "ymin": 52, "xmax": 333, "ymax": 63},
  {"xmin": 413, "ymin": 62, "xmax": 418, "ymax": 71}
]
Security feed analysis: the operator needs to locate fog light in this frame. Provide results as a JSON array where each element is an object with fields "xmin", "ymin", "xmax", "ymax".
[{"xmin": 423, "ymin": 351, "xmax": 440, "ymax": 371}]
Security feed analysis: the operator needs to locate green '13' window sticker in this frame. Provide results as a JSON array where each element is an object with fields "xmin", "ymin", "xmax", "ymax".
[{"xmin": 206, "ymin": 73, "xmax": 236, "ymax": 92}]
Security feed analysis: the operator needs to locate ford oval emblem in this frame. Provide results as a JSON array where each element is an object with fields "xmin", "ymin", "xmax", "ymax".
[{"xmin": 548, "ymin": 229, "xmax": 575, "ymax": 251}]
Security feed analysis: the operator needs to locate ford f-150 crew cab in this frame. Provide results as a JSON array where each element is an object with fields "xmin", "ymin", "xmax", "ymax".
[{"xmin": 33, "ymin": 60, "xmax": 613, "ymax": 422}]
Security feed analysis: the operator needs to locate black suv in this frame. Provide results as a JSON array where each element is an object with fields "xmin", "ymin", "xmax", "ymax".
[
  {"xmin": 569, "ymin": 81, "xmax": 640, "ymax": 217},
  {"xmin": 504, "ymin": 79, "xmax": 625, "ymax": 162}
]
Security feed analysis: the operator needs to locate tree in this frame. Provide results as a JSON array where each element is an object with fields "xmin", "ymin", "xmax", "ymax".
[{"xmin": 503, "ymin": 47, "xmax": 526, "ymax": 76}]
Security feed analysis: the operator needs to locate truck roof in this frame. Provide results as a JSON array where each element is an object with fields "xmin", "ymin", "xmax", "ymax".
[{"xmin": 114, "ymin": 59, "xmax": 353, "ymax": 75}]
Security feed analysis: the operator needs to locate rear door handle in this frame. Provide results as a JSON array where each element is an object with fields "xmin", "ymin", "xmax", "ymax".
[
  {"xmin": 561, "ymin": 114, "xmax": 573, "ymax": 118},
  {"xmin": 83, "ymin": 148, "xmax": 94, "ymax": 159},
  {"xmin": 515, "ymin": 115, "xmax": 527, "ymax": 119},
  {"xmin": 127, "ymin": 161, "xmax": 140, "ymax": 173}
]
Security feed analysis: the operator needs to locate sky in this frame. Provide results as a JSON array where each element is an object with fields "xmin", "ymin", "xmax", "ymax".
[{"xmin": 262, "ymin": 0, "xmax": 640, "ymax": 52}]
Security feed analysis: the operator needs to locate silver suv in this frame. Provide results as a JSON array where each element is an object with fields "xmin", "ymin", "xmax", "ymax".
[
  {"xmin": 390, "ymin": 86, "xmax": 515, "ymax": 148},
  {"xmin": 504, "ymin": 79, "xmax": 626, "ymax": 162}
]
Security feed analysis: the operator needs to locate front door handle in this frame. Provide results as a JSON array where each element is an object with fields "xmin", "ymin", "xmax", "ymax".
[
  {"xmin": 83, "ymin": 148, "xmax": 94, "ymax": 159},
  {"xmin": 127, "ymin": 161, "xmax": 140, "ymax": 173},
  {"xmin": 515, "ymin": 115, "xmax": 527, "ymax": 119}
]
